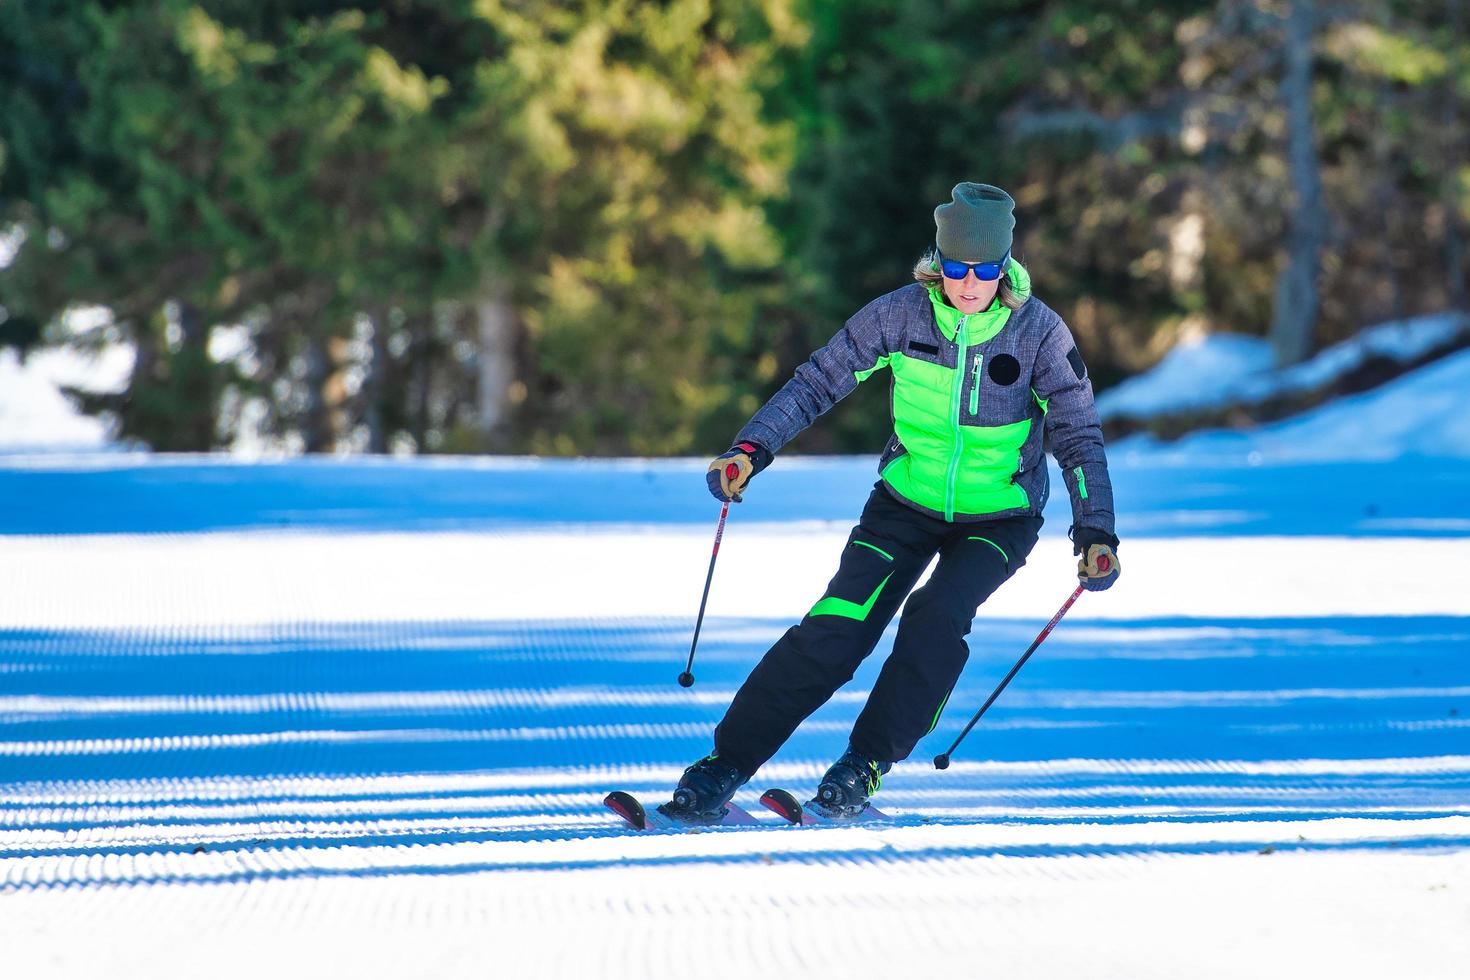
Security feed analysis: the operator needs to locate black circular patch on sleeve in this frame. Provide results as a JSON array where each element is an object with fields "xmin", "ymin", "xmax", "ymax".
[{"xmin": 987, "ymin": 353, "xmax": 1021, "ymax": 386}]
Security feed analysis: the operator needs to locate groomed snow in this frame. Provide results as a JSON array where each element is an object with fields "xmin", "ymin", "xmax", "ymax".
[
  {"xmin": 2, "ymin": 349, "xmax": 1469, "ymax": 978},
  {"xmin": 0, "ymin": 529, "xmax": 1466, "ymax": 628}
]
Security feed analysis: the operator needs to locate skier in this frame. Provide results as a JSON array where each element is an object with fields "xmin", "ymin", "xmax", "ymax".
[{"xmin": 668, "ymin": 182, "xmax": 1120, "ymax": 820}]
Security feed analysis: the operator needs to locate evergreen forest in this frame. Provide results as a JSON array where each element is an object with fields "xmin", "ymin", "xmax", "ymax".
[{"xmin": 2, "ymin": 0, "xmax": 1465, "ymax": 455}]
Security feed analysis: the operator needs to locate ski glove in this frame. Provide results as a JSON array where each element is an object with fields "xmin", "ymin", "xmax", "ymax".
[
  {"xmin": 706, "ymin": 442, "xmax": 772, "ymax": 503},
  {"xmin": 1073, "ymin": 527, "xmax": 1121, "ymax": 592}
]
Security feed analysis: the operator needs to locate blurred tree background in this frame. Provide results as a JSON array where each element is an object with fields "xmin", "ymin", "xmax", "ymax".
[{"xmin": 1, "ymin": 0, "xmax": 1465, "ymax": 455}]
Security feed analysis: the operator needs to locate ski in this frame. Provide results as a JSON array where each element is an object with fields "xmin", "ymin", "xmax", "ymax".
[
  {"xmin": 603, "ymin": 790, "xmax": 761, "ymax": 831},
  {"xmin": 758, "ymin": 788, "xmax": 888, "ymax": 826}
]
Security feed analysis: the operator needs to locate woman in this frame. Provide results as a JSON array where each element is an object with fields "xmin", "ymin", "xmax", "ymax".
[{"xmin": 665, "ymin": 182, "xmax": 1120, "ymax": 821}]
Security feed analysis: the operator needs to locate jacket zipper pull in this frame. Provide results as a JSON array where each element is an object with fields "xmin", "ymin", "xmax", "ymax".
[{"xmin": 969, "ymin": 353, "xmax": 983, "ymax": 416}]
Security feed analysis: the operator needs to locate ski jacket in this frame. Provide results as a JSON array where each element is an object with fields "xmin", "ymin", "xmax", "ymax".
[{"xmin": 736, "ymin": 261, "xmax": 1115, "ymax": 537}]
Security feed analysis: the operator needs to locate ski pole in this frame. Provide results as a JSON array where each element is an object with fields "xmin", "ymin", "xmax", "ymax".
[
  {"xmin": 678, "ymin": 485, "xmax": 736, "ymax": 688},
  {"xmin": 933, "ymin": 582, "xmax": 1086, "ymax": 769}
]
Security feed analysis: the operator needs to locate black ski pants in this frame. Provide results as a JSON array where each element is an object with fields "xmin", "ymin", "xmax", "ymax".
[{"xmin": 713, "ymin": 484, "xmax": 1042, "ymax": 776}]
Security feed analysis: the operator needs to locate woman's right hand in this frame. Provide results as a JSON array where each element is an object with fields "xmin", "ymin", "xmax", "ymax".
[{"xmin": 706, "ymin": 442, "xmax": 770, "ymax": 502}]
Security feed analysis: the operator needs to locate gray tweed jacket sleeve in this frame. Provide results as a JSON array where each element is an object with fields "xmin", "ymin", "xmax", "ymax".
[
  {"xmin": 736, "ymin": 293, "xmax": 899, "ymax": 453},
  {"xmin": 1032, "ymin": 318, "xmax": 1116, "ymax": 538}
]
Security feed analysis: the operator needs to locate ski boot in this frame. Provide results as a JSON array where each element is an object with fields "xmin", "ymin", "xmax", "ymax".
[
  {"xmin": 811, "ymin": 747, "xmax": 891, "ymax": 817},
  {"xmin": 658, "ymin": 754, "xmax": 748, "ymax": 824}
]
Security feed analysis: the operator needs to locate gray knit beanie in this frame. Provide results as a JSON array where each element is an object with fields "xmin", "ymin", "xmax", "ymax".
[{"xmin": 934, "ymin": 182, "xmax": 1015, "ymax": 261}]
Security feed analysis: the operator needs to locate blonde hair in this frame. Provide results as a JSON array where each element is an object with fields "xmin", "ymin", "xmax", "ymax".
[{"xmin": 912, "ymin": 249, "xmax": 1026, "ymax": 310}]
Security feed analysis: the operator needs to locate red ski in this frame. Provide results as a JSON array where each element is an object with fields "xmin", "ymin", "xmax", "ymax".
[
  {"xmin": 603, "ymin": 790, "xmax": 760, "ymax": 831},
  {"xmin": 758, "ymin": 788, "xmax": 888, "ymax": 826}
]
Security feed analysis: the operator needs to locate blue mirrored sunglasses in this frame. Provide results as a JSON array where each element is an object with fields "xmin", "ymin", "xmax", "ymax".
[{"xmin": 937, "ymin": 249, "xmax": 1010, "ymax": 282}]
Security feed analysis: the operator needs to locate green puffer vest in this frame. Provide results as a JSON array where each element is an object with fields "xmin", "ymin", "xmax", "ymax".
[{"xmin": 872, "ymin": 264, "xmax": 1035, "ymax": 520}]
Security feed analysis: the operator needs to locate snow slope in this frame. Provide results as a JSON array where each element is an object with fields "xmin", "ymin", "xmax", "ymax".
[
  {"xmin": 1095, "ymin": 330, "xmax": 1274, "ymax": 419},
  {"xmin": 0, "ymin": 311, "xmax": 131, "ymax": 453},
  {"xmin": 0, "ymin": 349, "xmax": 116, "ymax": 452},
  {"xmin": 1096, "ymin": 312, "xmax": 1468, "ymax": 423},
  {"xmin": 2, "ymin": 356, "xmax": 1469, "ymax": 978},
  {"xmin": 1171, "ymin": 347, "xmax": 1470, "ymax": 462}
]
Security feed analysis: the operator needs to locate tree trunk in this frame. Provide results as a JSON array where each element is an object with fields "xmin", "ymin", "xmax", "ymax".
[
  {"xmin": 118, "ymin": 308, "xmax": 162, "ymax": 447},
  {"xmin": 302, "ymin": 332, "xmax": 348, "ymax": 453},
  {"xmin": 174, "ymin": 300, "xmax": 217, "ymax": 451},
  {"xmin": 477, "ymin": 285, "xmax": 515, "ymax": 449},
  {"xmin": 362, "ymin": 307, "xmax": 390, "ymax": 454},
  {"xmin": 121, "ymin": 301, "xmax": 217, "ymax": 452},
  {"xmin": 409, "ymin": 313, "xmax": 433, "ymax": 453},
  {"xmin": 1445, "ymin": 0, "xmax": 1467, "ymax": 309},
  {"xmin": 1268, "ymin": 0, "xmax": 1327, "ymax": 367}
]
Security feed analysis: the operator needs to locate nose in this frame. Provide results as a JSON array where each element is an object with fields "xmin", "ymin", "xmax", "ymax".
[{"xmin": 964, "ymin": 270, "xmax": 981, "ymax": 288}]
